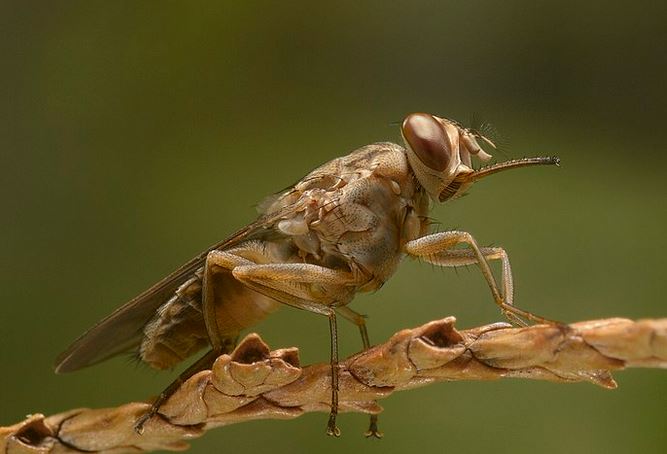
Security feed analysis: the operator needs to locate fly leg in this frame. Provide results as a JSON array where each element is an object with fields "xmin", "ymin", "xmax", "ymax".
[
  {"xmin": 336, "ymin": 306, "xmax": 382, "ymax": 438},
  {"xmin": 421, "ymin": 246, "xmax": 524, "ymax": 326},
  {"xmin": 405, "ymin": 231, "xmax": 561, "ymax": 326},
  {"xmin": 337, "ymin": 306, "xmax": 371, "ymax": 351},
  {"xmin": 134, "ymin": 347, "xmax": 231, "ymax": 433},
  {"xmin": 231, "ymin": 262, "xmax": 364, "ymax": 437},
  {"xmin": 134, "ymin": 249, "xmax": 258, "ymax": 433}
]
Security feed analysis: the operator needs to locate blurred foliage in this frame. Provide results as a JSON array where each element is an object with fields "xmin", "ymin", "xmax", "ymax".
[{"xmin": 1, "ymin": 1, "xmax": 665, "ymax": 453}]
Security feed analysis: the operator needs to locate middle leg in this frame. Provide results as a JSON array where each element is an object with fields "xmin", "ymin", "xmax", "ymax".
[{"xmin": 231, "ymin": 261, "xmax": 364, "ymax": 437}]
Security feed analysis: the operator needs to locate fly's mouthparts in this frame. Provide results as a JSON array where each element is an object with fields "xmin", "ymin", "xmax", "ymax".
[{"xmin": 469, "ymin": 156, "xmax": 560, "ymax": 181}]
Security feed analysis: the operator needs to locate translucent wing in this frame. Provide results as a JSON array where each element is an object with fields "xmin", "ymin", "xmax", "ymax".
[{"xmin": 54, "ymin": 222, "xmax": 265, "ymax": 373}]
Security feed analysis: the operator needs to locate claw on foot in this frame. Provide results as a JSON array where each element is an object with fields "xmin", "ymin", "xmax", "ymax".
[
  {"xmin": 501, "ymin": 309, "xmax": 528, "ymax": 327},
  {"xmin": 326, "ymin": 425, "xmax": 341, "ymax": 437},
  {"xmin": 364, "ymin": 414, "xmax": 383, "ymax": 439},
  {"xmin": 364, "ymin": 428, "xmax": 384, "ymax": 439},
  {"xmin": 500, "ymin": 305, "xmax": 566, "ymax": 329},
  {"xmin": 326, "ymin": 413, "xmax": 341, "ymax": 437},
  {"xmin": 133, "ymin": 411, "xmax": 153, "ymax": 435}
]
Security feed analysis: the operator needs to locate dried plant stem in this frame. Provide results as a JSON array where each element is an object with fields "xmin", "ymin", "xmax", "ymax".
[{"xmin": 2, "ymin": 316, "xmax": 666, "ymax": 453}]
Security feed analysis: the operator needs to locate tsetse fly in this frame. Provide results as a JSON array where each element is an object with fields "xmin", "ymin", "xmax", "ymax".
[{"xmin": 55, "ymin": 113, "xmax": 559, "ymax": 437}]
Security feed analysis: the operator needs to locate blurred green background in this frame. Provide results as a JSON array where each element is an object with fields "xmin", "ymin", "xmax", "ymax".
[{"xmin": 1, "ymin": 1, "xmax": 666, "ymax": 453}]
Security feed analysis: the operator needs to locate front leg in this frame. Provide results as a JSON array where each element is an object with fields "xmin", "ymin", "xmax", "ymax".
[
  {"xmin": 405, "ymin": 231, "xmax": 504, "ymax": 304},
  {"xmin": 404, "ymin": 231, "xmax": 556, "ymax": 325}
]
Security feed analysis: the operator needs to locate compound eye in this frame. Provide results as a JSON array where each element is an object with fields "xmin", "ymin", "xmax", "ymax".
[{"xmin": 402, "ymin": 113, "xmax": 451, "ymax": 171}]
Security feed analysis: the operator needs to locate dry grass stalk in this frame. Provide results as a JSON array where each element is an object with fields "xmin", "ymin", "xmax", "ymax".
[{"xmin": 2, "ymin": 316, "xmax": 666, "ymax": 453}]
